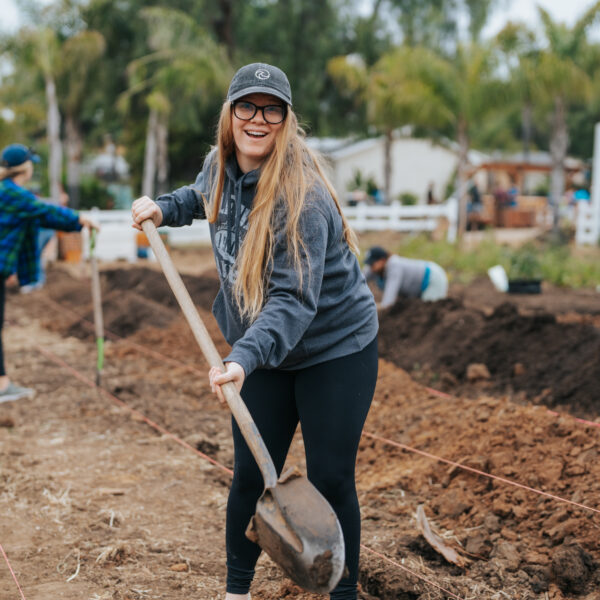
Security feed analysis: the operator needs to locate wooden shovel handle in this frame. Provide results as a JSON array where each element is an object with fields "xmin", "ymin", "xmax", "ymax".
[
  {"xmin": 141, "ymin": 220, "xmax": 278, "ymax": 488},
  {"xmin": 90, "ymin": 234, "xmax": 104, "ymax": 341}
]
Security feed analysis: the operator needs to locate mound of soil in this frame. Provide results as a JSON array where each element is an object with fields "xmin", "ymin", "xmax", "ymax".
[
  {"xmin": 4, "ymin": 260, "xmax": 600, "ymax": 599},
  {"xmin": 100, "ymin": 266, "xmax": 220, "ymax": 312},
  {"xmin": 378, "ymin": 298, "xmax": 600, "ymax": 417},
  {"xmin": 43, "ymin": 266, "xmax": 221, "ymax": 340}
]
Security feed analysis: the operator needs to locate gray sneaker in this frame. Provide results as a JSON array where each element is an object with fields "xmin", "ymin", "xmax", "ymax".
[{"xmin": 0, "ymin": 382, "xmax": 35, "ymax": 403}]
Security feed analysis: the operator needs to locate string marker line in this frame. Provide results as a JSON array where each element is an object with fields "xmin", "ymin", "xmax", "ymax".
[
  {"xmin": 0, "ymin": 541, "xmax": 27, "ymax": 600},
  {"xmin": 363, "ymin": 431, "xmax": 600, "ymax": 515}
]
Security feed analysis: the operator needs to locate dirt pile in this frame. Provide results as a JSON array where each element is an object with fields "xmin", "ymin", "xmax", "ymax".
[
  {"xmin": 4, "ymin": 261, "xmax": 600, "ymax": 599},
  {"xmin": 43, "ymin": 265, "xmax": 220, "ymax": 340},
  {"xmin": 378, "ymin": 297, "xmax": 600, "ymax": 416}
]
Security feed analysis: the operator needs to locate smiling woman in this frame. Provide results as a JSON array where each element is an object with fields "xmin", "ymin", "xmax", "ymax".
[
  {"xmin": 131, "ymin": 62, "xmax": 379, "ymax": 600},
  {"xmin": 230, "ymin": 93, "xmax": 286, "ymax": 172}
]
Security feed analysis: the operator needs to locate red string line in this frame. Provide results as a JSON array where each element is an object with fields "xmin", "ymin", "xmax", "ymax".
[
  {"xmin": 360, "ymin": 544, "xmax": 465, "ymax": 600},
  {"xmin": 363, "ymin": 431, "xmax": 600, "ymax": 515},
  {"xmin": 0, "ymin": 542, "xmax": 27, "ymax": 600},
  {"xmin": 35, "ymin": 345, "xmax": 233, "ymax": 476},
  {"xmin": 34, "ymin": 342, "xmax": 472, "ymax": 597},
  {"xmin": 39, "ymin": 296, "xmax": 600, "ymax": 515},
  {"xmin": 42, "ymin": 295, "xmax": 600, "ymax": 433}
]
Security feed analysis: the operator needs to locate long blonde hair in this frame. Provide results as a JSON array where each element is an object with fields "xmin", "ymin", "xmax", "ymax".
[{"xmin": 205, "ymin": 101, "xmax": 358, "ymax": 322}]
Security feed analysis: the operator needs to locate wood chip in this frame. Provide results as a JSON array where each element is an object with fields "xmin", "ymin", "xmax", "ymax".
[
  {"xmin": 416, "ymin": 504, "xmax": 470, "ymax": 568},
  {"xmin": 97, "ymin": 487, "xmax": 126, "ymax": 496}
]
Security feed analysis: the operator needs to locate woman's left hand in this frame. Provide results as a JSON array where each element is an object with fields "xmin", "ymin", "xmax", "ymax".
[{"xmin": 208, "ymin": 362, "xmax": 245, "ymax": 405}]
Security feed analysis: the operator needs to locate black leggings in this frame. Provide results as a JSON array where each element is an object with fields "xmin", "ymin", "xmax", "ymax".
[{"xmin": 226, "ymin": 337, "xmax": 378, "ymax": 599}]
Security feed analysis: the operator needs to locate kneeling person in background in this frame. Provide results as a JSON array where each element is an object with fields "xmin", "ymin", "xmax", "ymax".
[{"xmin": 363, "ymin": 246, "xmax": 448, "ymax": 309}]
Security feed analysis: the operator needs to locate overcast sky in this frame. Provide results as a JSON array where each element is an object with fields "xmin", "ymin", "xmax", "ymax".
[{"xmin": 2, "ymin": 0, "xmax": 599, "ymax": 37}]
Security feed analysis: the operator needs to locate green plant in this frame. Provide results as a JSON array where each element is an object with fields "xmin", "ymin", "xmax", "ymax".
[
  {"xmin": 362, "ymin": 234, "xmax": 600, "ymax": 289},
  {"xmin": 79, "ymin": 175, "xmax": 114, "ymax": 210},
  {"xmin": 366, "ymin": 177, "xmax": 379, "ymax": 196},
  {"xmin": 347, "ymin": 169, "xmax": 365, "ymax": 192},
  {"xmin": 533, "ymin": 178, "xmax": 550, "ymax": 197},
  {"xmin": 398, "ymin": 192, "xmax": 418, "ymax": 205},
  {"xmin": 508, "ymin": 244, "xmax": 543, "ymax": 279}
]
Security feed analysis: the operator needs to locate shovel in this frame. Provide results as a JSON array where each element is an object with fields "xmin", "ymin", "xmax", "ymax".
[
  {"xmin": 140, "ymin": 219, "xmax": 345, "ymax": 593},
  {"xmin": 89, "ymin": 229, "xmax": 105, "ymax": 387}
]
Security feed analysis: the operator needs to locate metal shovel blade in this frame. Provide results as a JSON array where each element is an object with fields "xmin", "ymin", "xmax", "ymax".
[{"xmin": 246, "ymin": 467, "xmax": 345, "ymax": 593}]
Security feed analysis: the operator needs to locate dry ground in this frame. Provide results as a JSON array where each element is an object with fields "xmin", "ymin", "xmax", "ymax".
[{"xmin": 1, "ymin": 252, "xmax": 599, "ymax": 600}]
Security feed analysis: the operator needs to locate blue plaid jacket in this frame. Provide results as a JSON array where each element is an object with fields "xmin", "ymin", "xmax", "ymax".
[{"xmin": 0, "ymin": 178, "xmax": 82, "ymax": 285}]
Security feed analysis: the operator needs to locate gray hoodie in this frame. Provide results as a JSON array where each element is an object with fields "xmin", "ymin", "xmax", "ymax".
[{"xmin": 156, "ymin": 151, "xmax": 378, "ymax": 377}]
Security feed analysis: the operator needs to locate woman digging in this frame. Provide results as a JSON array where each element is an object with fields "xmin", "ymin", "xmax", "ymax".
[{"xmin": 132, "ymin": 63, "xmax": 378, "ymax": 600}]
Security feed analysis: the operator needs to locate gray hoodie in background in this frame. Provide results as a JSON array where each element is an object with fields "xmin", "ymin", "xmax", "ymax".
[{"xmin": 156, "ymin": 151, "xmax": 378, "ymax": 377}]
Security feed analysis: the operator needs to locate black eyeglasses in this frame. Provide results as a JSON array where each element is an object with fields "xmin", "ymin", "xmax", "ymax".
[{"xmin": 232, "ymin": 100, "xmax": 287, "ymax": 124}]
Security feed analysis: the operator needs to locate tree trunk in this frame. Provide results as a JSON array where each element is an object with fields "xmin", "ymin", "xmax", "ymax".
[
  {"xmin": 142, "ymin": 107, "xmax": 159, "ymax": 198},
  {"xmin": 457, "ymin": 119, "xmax": 470, "ymax": 238},
  {"xmin": 549, "ymin": 96, "xmax": 568, "ymax": 231},
  {"xmin": 156, "ymin": 113, "xmax": 169, "ymax": 197},
  {"xmin": 215, "ymin": 0, "xmax": 235, "ymax": 58},
  {"xmin": 65, "ymin": 115, "xmax": 82, "ymax": 208},
  {"xmin": 383, "ymin": 129, "xmax": 393, "ymax": 204},
  {"xmin": 522, "ymin": 101, "xmax": 533, "ymax": 167},
  {"xmin": 45, "ymin": 75, "xmax": 62, "ymax": 205}
]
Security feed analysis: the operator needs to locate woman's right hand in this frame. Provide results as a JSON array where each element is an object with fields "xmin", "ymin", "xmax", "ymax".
[
  {"xmin": 208, "ymin": 362, "xmax": 246, "ymax": 406},
  {"xmin": 131, "ymin": 195, "xmax": 163, "ymax": 231}
]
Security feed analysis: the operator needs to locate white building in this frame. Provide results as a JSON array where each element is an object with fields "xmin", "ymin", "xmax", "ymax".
[{"xmin": 308, "ymin": 133, "xmax": 487, "ymax": 205}]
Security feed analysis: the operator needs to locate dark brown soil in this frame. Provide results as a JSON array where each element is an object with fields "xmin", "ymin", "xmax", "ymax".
[
  {"xmin": 1, "ymin": 257, "xmax": 599, "ymax": 600},
  {"xmin": 377, "ymin": 296, "xmax": 600, "ymax": 417}
]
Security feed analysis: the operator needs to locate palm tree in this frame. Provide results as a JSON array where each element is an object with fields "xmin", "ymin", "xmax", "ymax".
[
  {"xmin": 421, "ymin": 43, "xmax": 504, "ymax": 234},
  {"xmin": 12, "ymin": 27, "xmax": 64, "ymax": 204},
  {"xmin": 495, "ymin": 22, "xmax": 539, "ymax": 164},
  {"xmin": 120, "ymin": 7, "xmax": 229, "ymax": 198},
  {"xmin": 328, "ymin": 46, "xmax": 451, "ymax": 203},
  {"xmin": 534, "ymin": 3, "xmax": 600, "ymax": 229},
  {"xmin": 58, "ymin": 31, "xmax": 106, "ymax": 208}
]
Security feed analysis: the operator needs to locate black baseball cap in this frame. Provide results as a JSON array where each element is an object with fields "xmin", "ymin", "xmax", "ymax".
[
  {"xmin": 364, "ymin": 246, "xmax": 389, "ymax": 266},
  {"xmin": 227, "ymin": 63, "xmax": 292, "ymax": 106},
  {"xmin": 1, "ymin": 144, "xmax": 41, "ymax": 167}
]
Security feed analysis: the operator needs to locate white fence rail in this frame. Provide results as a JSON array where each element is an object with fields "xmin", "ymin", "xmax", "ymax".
[
  {"xmin": 575, "ymin": 202, "xmax": 600, "ymax": 246},
  {"xmin": 80, "ymin": 198, "xmax": 458, "ymax": 261},
  {"xmin": 342, "ymin": 198, "xmax": 459, "ymax": 242}
]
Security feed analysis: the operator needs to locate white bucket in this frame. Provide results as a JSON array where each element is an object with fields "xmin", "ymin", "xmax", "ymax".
[{"xmin": 488, "ymin": 265, "xmax": 508, "ymax": 292}]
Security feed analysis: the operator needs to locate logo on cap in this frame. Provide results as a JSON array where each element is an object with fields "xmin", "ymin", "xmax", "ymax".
[{"xmin": 255, "ymin": 69, "xmax": 271, "ymax": 80}]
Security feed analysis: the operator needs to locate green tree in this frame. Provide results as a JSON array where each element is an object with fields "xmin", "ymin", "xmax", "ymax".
[
  {"xmin": 329, "ymin": 46, "xmax": 451, "ymax": 202},
  {"xmin": 534, "ymin": 3, "xmax": 600, "ymax": 228},
  {"xmin": 416, "ymin": 43, "xmax": 505, "ymax": 234},
  {"xmin": 120, "ymin": 6, "xmax": 229, "ymax": 197},
  {"xmin": 58, "ymin": 30, "xmax": 106, "ymax": 207}
]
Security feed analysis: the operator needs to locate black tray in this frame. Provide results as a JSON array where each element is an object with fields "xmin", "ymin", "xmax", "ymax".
[{"xmin": 508, "ymin": 279, "xmax": 542, "ymax": 294}]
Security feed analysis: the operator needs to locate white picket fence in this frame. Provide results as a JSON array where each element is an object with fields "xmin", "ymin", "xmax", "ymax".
[
  {"xmin": 343, "ymin": 198, "xmax": 459, "ymax": 243},
  {"xmin": 80, "ymin": 198, "xmax": 458, "ymax": 261},
  {"xmin": 575, "ymin": 202, "xmax": 600, "ymax": 245}
]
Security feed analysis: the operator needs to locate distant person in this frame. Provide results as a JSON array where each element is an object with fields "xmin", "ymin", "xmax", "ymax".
[
  {"xmin": 363, "ymin": 246, "xmax": 448, "ymax": 309},
  {"xmin": 371, "ymin": 186, "xmax": 384, "ymax": 205},
  {"xmin": 0, "ymin": 143, "xmax": 99, "ymax": 402},
  {"xmin": 467, "ymin": 181, "xmax": 484, "ymax": 230},
  {"xmin": 426, "ymin": 182, "xmax": 437, "ymax": 205},
  {"xmin": 22, "ymin": 185, "xmax": 71, "ymax": 293},
  {"xmin": 493, "ymin": 184, "xmax": 510, "ymax": 226},
  {"xmin": 573, "ymin": 187, "xmax": 590, "ymax": 202},
  {"xmin": 508, "ymin": 181, "xmax": 519, "ymax": 207}
]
